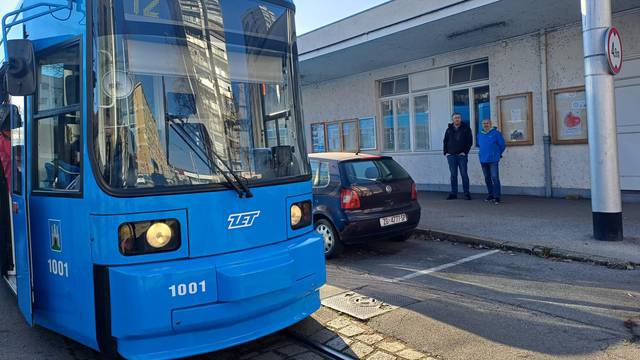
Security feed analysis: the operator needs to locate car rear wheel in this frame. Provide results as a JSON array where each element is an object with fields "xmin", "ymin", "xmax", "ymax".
[{"xmin": 315, "ymin": 219, "xmax": 343, "ymax": 258}]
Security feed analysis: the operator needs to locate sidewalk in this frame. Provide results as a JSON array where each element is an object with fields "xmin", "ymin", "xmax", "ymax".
[{"xmin": 416, "ymin": 192, "xmax": 640, "ymax": 266}]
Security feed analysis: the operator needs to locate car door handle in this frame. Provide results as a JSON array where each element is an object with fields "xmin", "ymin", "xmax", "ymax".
[{"xmin": 12, "ymin": 202, "xmax": 18, "ymax": 214}]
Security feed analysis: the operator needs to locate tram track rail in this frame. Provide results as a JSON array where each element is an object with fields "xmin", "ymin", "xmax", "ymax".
[{"xmin": 286, "ymin": 330, "xmax": 357, "ymax": 360}]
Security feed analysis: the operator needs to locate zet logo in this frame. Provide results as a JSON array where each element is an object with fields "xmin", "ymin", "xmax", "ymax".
[{"xmin": 227, "ymin": 211, "xmax": 261, "ymax": 230}]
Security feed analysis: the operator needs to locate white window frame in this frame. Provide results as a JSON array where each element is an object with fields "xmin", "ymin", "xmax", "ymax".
[{"xmin": 378, "ymin": 94, "xmax": 412, "ymax": 153}]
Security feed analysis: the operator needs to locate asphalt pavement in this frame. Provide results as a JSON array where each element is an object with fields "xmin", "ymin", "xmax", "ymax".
[
  {"xmin": 1, "ymin": 237, "xmax": 639, "ymax": 359},
  {"xmin": 325, "ymin": 238, "xmax": 640, "ymax": 360}
]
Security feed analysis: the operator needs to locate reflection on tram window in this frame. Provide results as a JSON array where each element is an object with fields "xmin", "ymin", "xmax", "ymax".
[
  {"xmin": 93, "ymin": 0, "xmax": 310, "ymax": 191},
  {"xmin": 37, "ymin": 45, "xmax": 80, "ymax": 112},
  {"xmin": 34, "ymin": 112, "xmax": 82, "ymax": 191}
]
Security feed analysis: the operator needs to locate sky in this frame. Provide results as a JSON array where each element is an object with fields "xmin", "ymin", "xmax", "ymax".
[
  {"xmin": 1, "ymin": 0, "xmax": 388, "ymax": 35},
  {"xmin": 294, "ymin": 0, "xmax": 389, "ymax": 34}
]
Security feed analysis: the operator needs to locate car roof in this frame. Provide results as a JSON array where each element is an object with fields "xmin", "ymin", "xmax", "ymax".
[{"xmin": 309, "ymin": 152, "xmax": 389, "ymax": 162}]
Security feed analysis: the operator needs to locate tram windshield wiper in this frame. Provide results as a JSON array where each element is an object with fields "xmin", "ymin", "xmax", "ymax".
[{"xmin": 168, "ymin": 118, "xmax": 253, "ymax": 198}]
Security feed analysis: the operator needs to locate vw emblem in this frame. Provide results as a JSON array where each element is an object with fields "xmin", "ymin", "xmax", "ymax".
[{"xmin": 385, "ymin": 185, "xmax": 392, "ymax": 194}]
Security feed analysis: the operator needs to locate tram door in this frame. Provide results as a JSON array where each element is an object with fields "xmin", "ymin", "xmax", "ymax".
[{"xmin": 10, "ymin": 97, "xmax": 33, "ymax": 325}]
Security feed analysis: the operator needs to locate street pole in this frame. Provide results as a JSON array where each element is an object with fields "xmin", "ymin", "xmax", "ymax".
[{"xmin": 581, "ymin": 0, "xmax": 623, "ymax": 241}]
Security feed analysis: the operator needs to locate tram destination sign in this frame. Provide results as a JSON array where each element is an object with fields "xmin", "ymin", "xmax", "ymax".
[{"xmin": 605, "ymin": 27, "xmax": 623, "ymax": 75}]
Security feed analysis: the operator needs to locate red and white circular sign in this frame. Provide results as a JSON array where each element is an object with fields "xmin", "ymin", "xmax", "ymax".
[{"xmin": 605, "ymin": 27, "xmax": 623, "ymax": 75}]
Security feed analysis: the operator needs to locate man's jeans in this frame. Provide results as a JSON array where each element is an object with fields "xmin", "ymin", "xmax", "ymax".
[
  {"xmin": 481, "ymin": 162, "xmax": 501, "ymax": 199},
  {"xmin": 447, "ymin": 154, "xmax": 470, "ymax": 195}
]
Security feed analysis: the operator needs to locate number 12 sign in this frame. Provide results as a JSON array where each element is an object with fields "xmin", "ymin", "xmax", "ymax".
[{"xmin": 605, "ymin": 27, "xmax": 623, "ymax": 75}]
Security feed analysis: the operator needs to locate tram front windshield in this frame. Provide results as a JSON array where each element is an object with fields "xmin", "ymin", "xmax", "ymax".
[{"xmin": 92, "ymin": 0, "xmax": 309, "ymax": 191}]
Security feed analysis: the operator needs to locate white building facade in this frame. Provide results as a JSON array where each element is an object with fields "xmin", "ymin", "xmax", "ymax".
[{"xmin": 298, "ymin": 0, "xmax": 640, "ymax": 198}]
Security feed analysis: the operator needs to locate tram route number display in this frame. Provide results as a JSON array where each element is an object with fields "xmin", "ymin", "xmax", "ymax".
[
  {"xmin": 169, "ymin": 281, "xmax": 207, "ymax": 297},
  {"xmin": 47, "ymin": 259, "xmax": 69, "ymax": 278}
]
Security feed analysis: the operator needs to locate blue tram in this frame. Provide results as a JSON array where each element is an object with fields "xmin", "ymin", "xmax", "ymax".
[{"xmin": 0, "ymin": 1, "xmax": 325, "ymax": 359}]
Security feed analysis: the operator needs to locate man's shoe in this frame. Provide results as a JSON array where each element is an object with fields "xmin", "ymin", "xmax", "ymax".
[
  {"xmin": 493, "ymin": 198, "xmax": 501, "ymax": 205},
  {"xmin": 464, "ymin": 193, "xmax": 472, "ymax": 200},
  {"xmin": 485, "ymin": 195, "xmax": 494, "ymax": 202},
  {"xmin": 446, "ymin": 194, "xmax": 457, "ymax": 200}
]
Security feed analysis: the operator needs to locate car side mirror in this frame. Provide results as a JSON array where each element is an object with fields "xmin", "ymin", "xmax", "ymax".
[{"xmin": 6, "ymin": 39, "xmax": 37, "ymax": 96}]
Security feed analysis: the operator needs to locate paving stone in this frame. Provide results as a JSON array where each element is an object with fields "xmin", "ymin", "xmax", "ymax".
[
  {"xmin": 311, "ymin": 306, "xmax": 341, "ymax": 325},
  {"xmin": 397, "ymin": 349, "xmax": 425, "ymax": 360},
  {"xmin": 367, "ymin": 351, "xmax": 397, "ymax": 360},
  {"xmin": 376, "ymin": 341, "xmax": 406, "ymax": 353},
  {"xmin": 292, "ymin": 317, "xmax": 326, "ymax": 337},
  {"xmin": 325, "ymin": 335, "xmax": 353, "ymax": 351},
  {"xmin": 355, "ymin": 333, "xmax": 384, "ymax": 345},
  {"xmin": 326, "ymin": 317, "xmax": 352, "ymax": 330},
  {"xmin": 273, "ymin": 344, "xmax": 308, "ymax": 357},
  {"xmin": 239, "ymin": 351, "xmax": 261, "ymax": 360},
  {"xmin": 338, "ymin": 324, "xmax": 367, "ymax": 337},
  {"xmin": 310, "ymin": 328, "xmax": 339, "ymax": 344},
  {"xmin": 347, "ymin": 341, "xmax": 375, "ymax": 358},
  {"xmin": 251, "ymin": 351, "xmax": 285, "ymax": 360},
  {"xmin": 293, "ymin": 352, "xmax": 331, "ymax": 360}
]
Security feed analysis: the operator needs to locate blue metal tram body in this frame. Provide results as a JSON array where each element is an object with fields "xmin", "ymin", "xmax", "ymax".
[{"xmin": 0, "ymin": 1, "xmax": 325, "ymax": 359}]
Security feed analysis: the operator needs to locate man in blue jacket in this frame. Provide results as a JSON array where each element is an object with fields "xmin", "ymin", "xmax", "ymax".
[{"xmin": 478, "ymin": 119, "xmax": 506, "ymax": 204}]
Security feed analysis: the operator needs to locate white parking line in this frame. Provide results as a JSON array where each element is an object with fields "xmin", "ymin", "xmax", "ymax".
[{"xmin": 389, "ymin": 250, "xmax": 501, "ymax": 283}]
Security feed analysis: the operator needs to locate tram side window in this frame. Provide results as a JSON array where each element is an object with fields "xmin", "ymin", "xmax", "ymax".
[{"xmin": 33, "ymin": 43, "xmax": 82, "ymax": 193}]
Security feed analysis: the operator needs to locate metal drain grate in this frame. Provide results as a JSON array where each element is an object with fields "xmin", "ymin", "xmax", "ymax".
[{"xmin": 321, "ymin": 291, "xmax": 399, "ymax": 320}]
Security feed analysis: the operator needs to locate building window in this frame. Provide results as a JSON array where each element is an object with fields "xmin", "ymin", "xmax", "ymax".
[
  {"xmin": 359, "ymin": 117, "xmax": 376, "ymax": 150},
  {"xmin": 450, "ymin": 60, "xmax": 489, "ymax": 85},
  {"xmin": 452, "ymin": 86, "xmax": 491, "ymax": 146},
  {"xmin": 327, "ymin": 123, "xmax": 341, "ymax": 151},
  {"xmin": 381, "ymin": 100, "xmax": 395, "ymax": 151},
  {"xmin": 474, "ymin": 86, "xmax": 491, "ymax": 144},
  {"xmin": 311, "ymin": 123, "xmax": 326, "ymax": 152},
  {"xmin": 396, "ymin": 98, "xmax": 410, "ymax": 151},
  {"xmin": 342, "ymin": 121, "xmax": 358, "ymax": 152},
  {"xmin": 414, "ymin": 95, "xmax": 430, "ymax": 150},
  {"xmin": 380, "ymin": 77, "xmax": 409, "ymax": 97},
  {"xmin": 452, "ymin": 89, "xmax": 471, "ymax": 124},
  {"xmin": 311, "ymin": 118, "xmax": 377, "ymax": 153}
]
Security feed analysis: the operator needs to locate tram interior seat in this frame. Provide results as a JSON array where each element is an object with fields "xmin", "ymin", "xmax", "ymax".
[
  {"xmin": 253, "ymin": 146, "xmax": 299, "ymax": 179},
  {"xmin": 44, "ymin": 161, "xmax": 80, "ymax": 190}
]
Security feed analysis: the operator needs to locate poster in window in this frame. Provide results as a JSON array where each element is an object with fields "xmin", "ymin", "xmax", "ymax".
[
  {"xmin": 550, "ymin": 87, "xmax": 588, "ymax": 144},
  {"xmin": 498, "ymin": 92, "xmax": 534, "ymax": 146}
]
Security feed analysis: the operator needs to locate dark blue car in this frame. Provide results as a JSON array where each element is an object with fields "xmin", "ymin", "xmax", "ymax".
[{"xmin": 310, "ymin": 153, "xmax": 421, "ymax": 258}]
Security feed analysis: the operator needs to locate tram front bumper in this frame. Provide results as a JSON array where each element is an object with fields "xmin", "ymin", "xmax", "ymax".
[{"xmin": 104, "ymin": 233, "xmax": 325, "ymax": 360}]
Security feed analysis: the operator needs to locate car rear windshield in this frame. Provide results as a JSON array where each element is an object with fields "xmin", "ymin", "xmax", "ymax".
[{"xmin": 342, "ymin": 158, "xmax": 410, "ymax": 185}]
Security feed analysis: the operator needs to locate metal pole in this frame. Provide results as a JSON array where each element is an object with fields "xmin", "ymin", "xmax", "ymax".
[{"xmin": 581, "ymin": 0, "xmax": 623, "ymax": 241}]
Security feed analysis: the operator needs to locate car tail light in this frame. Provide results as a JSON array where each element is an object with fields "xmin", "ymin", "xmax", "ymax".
[
  {"xmin": 411, "ymin": 182, "xmax": 418, "ymax": 201},
  {"xmin": 341, "ymin": 188, "xmax": 361, "ymax": 209}
]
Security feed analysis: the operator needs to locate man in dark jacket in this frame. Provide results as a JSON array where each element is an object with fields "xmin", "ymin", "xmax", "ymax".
[{"xmin": 443, "ymin": 113, "xmax": 473, "ymax": 200}]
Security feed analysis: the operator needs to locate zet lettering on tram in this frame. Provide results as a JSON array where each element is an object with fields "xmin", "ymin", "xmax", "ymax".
[{"xmin": 227, "ymin": 211, "xmax": 261, "ymax": 230}]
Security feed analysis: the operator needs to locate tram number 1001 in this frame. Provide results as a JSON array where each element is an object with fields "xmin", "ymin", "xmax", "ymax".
[
  {"xmin": 47, "ymin": 259, "xmax": 69, "ymax": 278},
  {"xmin": 169, "ymin": 281, "xmax": 206, "ymax": 298}
]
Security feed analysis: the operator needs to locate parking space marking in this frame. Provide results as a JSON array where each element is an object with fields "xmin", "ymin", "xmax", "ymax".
[{"xmin": 389, "ymin": 250, "xmax": 501, "ymax": 283}]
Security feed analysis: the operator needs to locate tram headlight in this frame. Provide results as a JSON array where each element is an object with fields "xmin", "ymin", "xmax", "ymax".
[
  {"xmin": 118, "ymin": 219, "xmax": 181, "ymax": 256},
  {"xmin": 146, "ymin": 222, "xmax": 173, "ymax": 248},
  {"xmin": 290, "ymin": 201, "xmax": 312, "ymax": 230}
]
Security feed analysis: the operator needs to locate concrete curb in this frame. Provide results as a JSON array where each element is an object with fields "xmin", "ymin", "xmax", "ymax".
[{"xmin": 414, "ymin": 228, "xmax": 638, "ymax": 270}]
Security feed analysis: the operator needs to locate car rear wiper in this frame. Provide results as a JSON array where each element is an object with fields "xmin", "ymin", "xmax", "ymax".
[{"xmin": 168, "ymin": 119, "xmax": 253, "ymax": 198}]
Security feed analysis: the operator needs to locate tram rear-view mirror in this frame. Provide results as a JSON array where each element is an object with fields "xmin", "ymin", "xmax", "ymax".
[{"xmin": 6, "ymin": 39, "xmax": 36, "ymax": 96}]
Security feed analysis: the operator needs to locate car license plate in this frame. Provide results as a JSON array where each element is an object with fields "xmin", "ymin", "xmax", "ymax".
[{"xmin": 379, "ymin": 214, "xmax": 408, "ymax": 227}]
